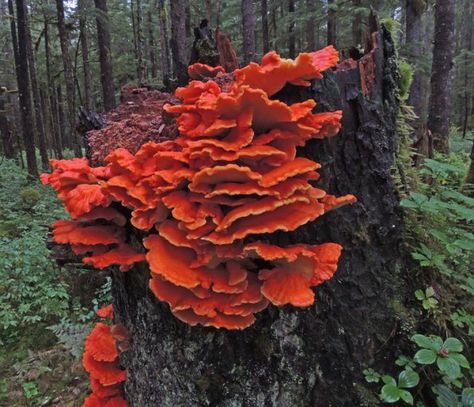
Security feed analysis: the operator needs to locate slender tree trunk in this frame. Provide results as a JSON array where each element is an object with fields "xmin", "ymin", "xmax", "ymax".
[
  {"xmin": 460, "ymin": 0, "xmax": 473, "ymax": 138},
  {"xmin": 261, "ymin": 0, "xmax": 269, "ymax": 54},
  {"xmin": 79, "ymin": 0, "xmax": 94, "ymax": 110},
  {"xmin": 352, "ymin": 0, "xmax": 362, "ymax": 45},
  {"xmin": 406, "ymin": 0, "xmax": 426, "ymax": 126},
  {"xmin": 241, "ymin": 0, "xmax": 256, "ymax": 64},
  {"xmin": 170, "ymin": 0, "xmax": 188, "ymax": 86},
  {"xmin": 136, "ymin": 0, "xmax": 146, "ymax": 84},
  {"xmin": 56, "ymin": 85, "xmax": 67, "ymax": 151},
  {"xmin": 12, "ymin": 0, "xmax": 38, "ymax": 176},
  {"xmin": 147, "ymin": 9, "xmax": 158, "ymax": 78},
  {"xmin": 0, "ymin": 95, "xmax": 15, "ymax": 159},
  {"xmin": 24, "ymin": 0, "xmax": 48, "ymax": 168},
  {"xmin": 89, "ymin": 25, "xmax": 408, "ymax": 407},
  {"xmin": 158, "ymin": 0, "xmax": 171, "ymax": 85},
  {"xmin": 56, "ymin": 0, "xmax": 82, "ymax": 156},
  {"xmin": 94, "ymin": 0, "xmax": 116, "ymax": 111},
  {"xmin": 288, "ymin": 0, "xmax": 296, "ymax": 58},
  {"xmin": 305, "ymin": 0, "xmax": 315, "ymax": 51},
  {"xmin": 44, "ymin": 10, "xmax": 63, "ymax": 158},
  {"xmin": 327, "ymin": 0, "xmax": 337, "ymax": 46},
  {"xmin": 427, "ymin": 0, "xmax": 455, "ymax": 153},
  {"xmin": 131, "ymin": 0, "xmax": 138, "ymax": 61}
]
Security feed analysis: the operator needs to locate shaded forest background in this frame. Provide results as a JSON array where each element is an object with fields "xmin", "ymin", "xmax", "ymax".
[{"xmin": 0, "ymin": 0, "xmax": 473, "ymax": 406}]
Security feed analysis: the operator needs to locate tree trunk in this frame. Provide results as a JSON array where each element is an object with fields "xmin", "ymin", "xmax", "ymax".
[
  {"xmin": 158, "ymin": 0, "xmax": 171, "ymax": 86},
  {"xmin": 241, "ymin": 0, "xmax": 256, "ymax": 64},
  {"xmin": 170, "ymin": 0, "xmax": 188, "ymax": 86},
  {"xmin": 261, "ymin": 0, "xmax": 269, "ymax": 54},
  {"xmin": 79, "ymin": 0, "xmax": 94, "ymax": 110},
  {"xmin": 288, "ymin": 0, "xmax": 296, "ymax": 58},
  {"xmin": 12, "ymin": 0, "xmax": 37, "ymax": 177},
  {"xmin": 427, "ymin": 0, "xmax": 455, "ymax": 154},
  {"xmin": 56, "ymin": 0, "xmax": 82, "ymax": 156},
  {"xmin": 327, "ymin": 0, "xmax": 336, "ymax": 46},
  {"xmin": 405, "ymin": 0, "xmax": 427, "ymax": 126},
  {"xmin": 44, "ymin": 10, "xmax": 63, "ymax": 158},
  {"xmin": 56, "ymin": 85, "xmax": 67, "ymax": 151},
  {"xmin": 93, "ymin": 25, "xmax": 408, "ymax": 406},
  {"xmin": 460, "ymin": 0, "xmax": 473, "ymax": 138},
  {"xmin": 24, "ymin": 0, "xmax": 49, "ymax": 168},
  {"xmin": 147, "ymin": 9, "xmax": 158, "ymax": 78},
  {"xmin": 0, "ymin": 94, "xmax": 15, "ymax": 159},
  {"xmin": 352, "ymin": 0, "xmax": 362, "ymax": 45},
  {"xmin": 94, "ymin": 0, "xmax": 116, "ymax": 111},
  {"xmin": 135, "ymin": 0, "xmax": 146, "ymax": 84},
  {"xmin": 305, "ymin": 0, "xmax": 316, "ymax": 51}
]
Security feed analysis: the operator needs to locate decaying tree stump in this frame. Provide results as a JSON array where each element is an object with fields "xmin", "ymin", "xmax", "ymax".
[{"xmin": 81, "ymin": 24, "xmax": 410, "ymax": 407}]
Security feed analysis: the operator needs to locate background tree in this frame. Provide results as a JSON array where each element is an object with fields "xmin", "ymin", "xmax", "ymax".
[
  {"xmin": 427, "ymin": 0, "xmax": 455, "ymax": 153},
  {"xmin": 170, "ymin": 0, "xmax": 188, "ymax": 85},
  {"xmin": 241, "ymin": 0, "xmax": 256, "ymax": 64}
]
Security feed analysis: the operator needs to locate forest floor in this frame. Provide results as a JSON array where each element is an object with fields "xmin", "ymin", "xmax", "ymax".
[{"xmin": 0, "ymin": 131, "xmax": 472, "ymax": 406}]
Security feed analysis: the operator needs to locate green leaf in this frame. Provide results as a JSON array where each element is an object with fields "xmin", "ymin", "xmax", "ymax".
[
  {"xmin": 382, "ymin": 375, "xmax": 397, "ymax": 385},
  {"xmin": 415, "ymin": 289, "xmax": 425, "ymax": 300},
  {"xmin": 412, "ymin": 334, "xmax": 442, "ymax": 351},
  {"xmin": 414, "ymin": 349, "xmax": 437, "ymax": 364},
  {"xmin": 434, "ymin": 385, "xmax": 459, "ymax": 407},
  {"xmin": 461, "ymin": 388, "xmax": 474, "ymax": 407},
  {"xmin": 437, "ymin": 357, "xmax": 462, "ymax": 379},
  {"xmin": 425, "ymin": 287, "xmax": 435, "ymax": 297},
  {"xmin": 399, "ymin": 389, "xmax": 414, "ymax": 405},
  {"xmin": 443, "ymin": 338, "xmax": 463, "ymax": 353},
  {"xmin": 398, "ymin": 370, "xmax": 420, "ymax": 389},
  {"xmin": 449, "ymin": 353, "xmax": 470, "ymax": 369},
  {"xmin": 381, "ymin": 383, "xmax": 401, "ymax": 403}
]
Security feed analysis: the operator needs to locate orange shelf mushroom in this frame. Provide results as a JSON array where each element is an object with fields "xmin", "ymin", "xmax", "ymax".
[{"xmin": 42, "ymin": 46, "xmax": 356, "ymax": 332}]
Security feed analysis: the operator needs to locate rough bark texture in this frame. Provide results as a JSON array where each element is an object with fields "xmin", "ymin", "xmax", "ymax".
[
  {"xmin": 288, "ymin": 0, "xmax": 296, "ymax": 59},
  {"xmin": 99, "ymin": 26, "xmax": 409, "ymax": 407},
  {"xmin": 94, "ymin": 0, "xmax": 116, "ymax": 111},
  {"xmin": 0, "ymin": 93, "xmax": 15, "ymax": 159},
  {"xmin": 147, "ymin": 10, "xmax": 158, "ymax": 78},
  {"xmin": 427, "ymin": 0, "xmax": 455, "ymax": 154},
  {"xmin": 241, "ymin": 0, "xmax": 256, "ymax": 64},
  {"xmin": 12, "ymin": 0, "xmax": 38, "ymax": 176},
  {"xmin": 170, "ymin": 0, "xmax": 188, "ymax": 86}
]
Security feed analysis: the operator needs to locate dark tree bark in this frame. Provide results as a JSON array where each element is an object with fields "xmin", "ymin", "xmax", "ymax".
[
  {"xmin": 56, "ymin": 85, "xmax": 67, "ymax": 151},
  {"xmin": 79, "ymin": 0, "xmax": 94, "ymax": 110},
  {"xmin": 0, "ymin": 93, "xmax": 15, "ymax": 159},
  {"xmin": 24, "ymin": 1, "xmax": 49, "ymax": 168},
  {"xmin": 327, "ymin": 0, "xmax": 336, "ymax": 46},
  {"xmin": 427, "ymin": 0, "xmax": 455, "ymax": 154},
  {"xmin": 147, "ymin": 9, "xmax": 158, "ymax": 78},
  {"xmin": 135, "ymin": 0, "xmax": 146, "ymax": 84},
  {"xmin": 405, "ymin": 0, "xmax": 427, "ymax": 126},
  {"xmin": 305, "ymin": 0, "xmax": 316, "ymax": 51},
  {"xmin": 352, "ymin": 0, "xmax": 363, "ymax": 45},
  {"xmin": 12, "ymin": 0, "xmax": 38, "ymax": 176},
  {"xmin": 241, "ymin": 0, "xmax": 256, "ymax": 64},
  {"xmin": 56, "ymin": 0, "xmax": 82, "ymax": 156},
  {"xmin": 261, "ymin": 0, "xmax": 269, "ymax": 54},
  {"xmin": 460, "ymin": 0, "xmax": 473, "ymax": 138},
  {"xmin": 90, "ymin": 25, "xmax": 408, "ymax": 406},
  {"xmin": 157, "ymin": 0, "xmax": 171, "ymax": 85},
  {"xmin": 170, "ymin": 0, "xmax": 188, "ymax": 86},
  {"xmin": 288, "ymin": 0, "xmax": 296, "ymax": 58},
  {"xmin": 94, "ymin": 0, "xmax": 116, "ymax": 111}
]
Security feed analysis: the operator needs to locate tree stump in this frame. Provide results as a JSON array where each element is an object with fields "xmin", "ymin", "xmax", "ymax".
[{"xmin": 87, "ymin": 26, "xmax": 408, "ymax": 407}]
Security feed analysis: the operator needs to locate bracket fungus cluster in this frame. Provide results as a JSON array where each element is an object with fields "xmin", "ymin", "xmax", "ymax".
[
  {"xmin": 42, "ymin": 46, "xmax": 355, "ymax": 334},
  {"xmin": 82, "ymin": 305, "xmax": 129, "ymax": 407}
]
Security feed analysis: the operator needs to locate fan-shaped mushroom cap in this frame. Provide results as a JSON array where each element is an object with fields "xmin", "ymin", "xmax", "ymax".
[{"xmin": 188, "ymin": 63, "xmax": 225, "ymax": 80}]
